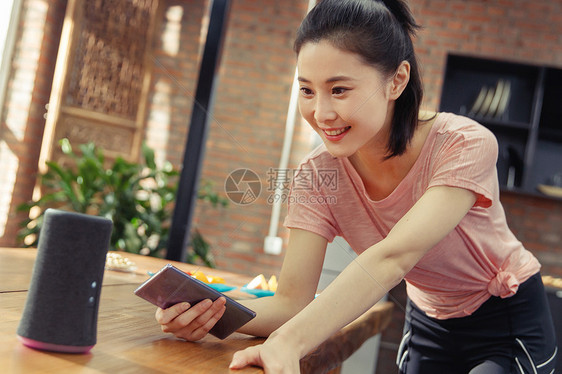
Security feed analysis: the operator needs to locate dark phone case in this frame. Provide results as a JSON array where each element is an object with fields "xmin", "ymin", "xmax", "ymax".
[{"xmin": 134, "ymin": 264, "xmax": 256, "ymax": 339}]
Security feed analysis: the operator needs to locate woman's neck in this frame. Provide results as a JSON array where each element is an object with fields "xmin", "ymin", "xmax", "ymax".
[{"xmin": 348, "ymin": 112, "xmax": 437, "ymax": 200}]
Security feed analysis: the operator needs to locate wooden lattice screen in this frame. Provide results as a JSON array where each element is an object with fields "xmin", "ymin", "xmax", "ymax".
[{"xmin": 39, "ymin": 0, "xmax": 159, "ymax": 170}]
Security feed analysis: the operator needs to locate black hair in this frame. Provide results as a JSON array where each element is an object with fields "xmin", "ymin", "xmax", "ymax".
[{"xmin": 294, "ymin": 0, "xmax": 424, "ymax": 158}]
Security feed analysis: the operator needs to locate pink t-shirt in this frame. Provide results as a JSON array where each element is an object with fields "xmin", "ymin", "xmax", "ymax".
[{"xmin": 284, "ymin": 112, "xmax": 540, "ymax": 319}]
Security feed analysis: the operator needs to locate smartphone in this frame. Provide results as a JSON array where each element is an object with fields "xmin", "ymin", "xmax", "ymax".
[{"xmin": 134, "ymin": 264, "xmax": 256, "ymax": 339}]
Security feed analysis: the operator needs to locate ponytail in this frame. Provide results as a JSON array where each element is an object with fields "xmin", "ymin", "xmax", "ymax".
[
  {"xmin": 379, "ymin": 0, "xmax": 420, "ymax": 37},
  {"xmin": 295, "ymin": 0, "xmax": 424, "ymax": 158}
]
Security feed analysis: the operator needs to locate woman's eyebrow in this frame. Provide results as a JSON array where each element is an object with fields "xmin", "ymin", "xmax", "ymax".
[
  {"xmin": 325, "ymin": 76, "xmax": 355, "ymax": 83},
  {"xmin": 297, "ymin": 76, "xmax": 356, "ymax": 84}
]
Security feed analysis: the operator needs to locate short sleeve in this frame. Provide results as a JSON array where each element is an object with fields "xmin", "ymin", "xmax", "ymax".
[
  {"xmin": 427, "ymin": 122, "xmax": 498, "ymax": 208},
  {"xmin": 283, "ymin": 162, "xmax": 339, "ymax": 242}
]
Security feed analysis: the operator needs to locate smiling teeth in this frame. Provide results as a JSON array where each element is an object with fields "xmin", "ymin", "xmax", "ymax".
[{"xmin": 325, "ymin": 126, "xmax": 350, "ymax": 136}]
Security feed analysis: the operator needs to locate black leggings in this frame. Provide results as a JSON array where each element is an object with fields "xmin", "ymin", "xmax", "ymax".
[{"xmin": 397, "ymin": 273, "xmax": 558, "ymax": 374}]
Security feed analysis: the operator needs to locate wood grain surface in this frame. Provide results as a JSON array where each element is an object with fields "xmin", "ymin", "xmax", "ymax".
[{"xmin": 0, "ymin": 248, "xmax": 393, "ymax": 374}]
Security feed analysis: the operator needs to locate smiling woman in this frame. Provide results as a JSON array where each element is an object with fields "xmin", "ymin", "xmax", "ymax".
[
  {"xmin": 294, "ymin": 0, "xmax": 424, "ymax": 160},
  {"xmin": 155, "ymin": 1, "xmax": 558, "ymax": 373},
  {"xmin": 296, "ymin": 41, "xmax": 407, "ymax": 159}
]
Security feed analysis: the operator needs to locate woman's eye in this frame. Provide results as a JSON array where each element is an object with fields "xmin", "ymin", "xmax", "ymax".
[
  {"xmin": 332, "ymin": 87, "xmax": 348, "ymax": 95},
  {"xmin": 300, "ymin": 87, "xmax": 313, "ymax": 96}
]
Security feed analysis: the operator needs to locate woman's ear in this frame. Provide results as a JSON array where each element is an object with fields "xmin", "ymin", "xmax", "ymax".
[{"xmin": 389, "ymin": 61, "xmax": 410, "ymax": 100}]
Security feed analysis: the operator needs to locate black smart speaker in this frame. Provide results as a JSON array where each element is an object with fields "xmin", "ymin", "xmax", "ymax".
[{"xmin": 17, "ymin": 209, "xmax": 113, "ymax": 353}]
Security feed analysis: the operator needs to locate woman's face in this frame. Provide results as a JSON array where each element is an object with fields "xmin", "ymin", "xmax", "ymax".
[{"xmin": 297, "ymin": 40, "xmax": 394, "ymax": 158}]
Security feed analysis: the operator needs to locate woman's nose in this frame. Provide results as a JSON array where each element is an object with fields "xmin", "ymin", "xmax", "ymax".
[{"xmin": 313, "ymin": 96, "xmax": 337, "ymax": 124}]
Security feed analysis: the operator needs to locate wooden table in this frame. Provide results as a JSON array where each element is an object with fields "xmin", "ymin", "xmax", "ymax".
[{"xmin": 0, "ymin": 248, "xmax": 393, "ymax": 373}]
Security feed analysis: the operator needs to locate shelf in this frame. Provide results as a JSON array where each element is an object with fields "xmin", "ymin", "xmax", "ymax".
[
  {"xmin": 439, "ymin": 53, "xmax": 562, "ymax": 198},
  {"xmin": 539, "ymin": 128, "xmax": 562, "ymax": 142},
  {"xmin": 501, "ymin": 186, "xmax": 562, "ymax": 202},
  {"xmin": 539, "ymin": 68, "xmax": 562, "ymax": 132},
  {"xmin": 525, "ymin": 139, "xmax": 562, "ymax": 190},
  {"xmin": 536, "ymin": 185, "xmax": 562, "ymax": 199},
  {"xmin": 469, "ymin": 116, "xmax": 531, "ymax": 131},
  {"xmin": 496, "ymin": 135, "xmax": 526, "ymax": 189},
  {"xmin": 440, "ymin": 54, "xmax": 540, "ymax": 125}
]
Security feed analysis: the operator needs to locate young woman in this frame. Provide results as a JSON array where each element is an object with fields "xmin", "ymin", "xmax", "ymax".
[{"xmin": 156, "ymin": 1, "xmax": 557, "ymax": 372}]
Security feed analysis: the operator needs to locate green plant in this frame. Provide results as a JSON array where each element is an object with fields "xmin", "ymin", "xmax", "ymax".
[{"xmin": 18, "ymin": 139, "xmax": 227, "ymax": 266}]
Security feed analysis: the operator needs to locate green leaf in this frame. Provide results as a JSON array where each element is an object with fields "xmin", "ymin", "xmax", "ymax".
[
  {"xmin": 60, "ymin": 138, "xmax": 72, "ymax": 154},
  {"xmin": 142, "ymin": 143, "xmax": 156, "ymax": 170},
  {"xmin": 17, "ymin": 139, "xmax": 226, "ymax": 266}
]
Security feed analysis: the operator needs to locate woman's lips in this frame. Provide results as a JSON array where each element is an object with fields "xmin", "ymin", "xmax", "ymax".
[{"xmin": 323, "ymin": 126, "xmax": 351, "ymax": 141}]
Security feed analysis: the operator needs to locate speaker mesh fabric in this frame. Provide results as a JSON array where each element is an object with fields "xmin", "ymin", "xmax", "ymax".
[{"xmin": 17, "ymin": 209, "xmax": 113, "ymax": 351}]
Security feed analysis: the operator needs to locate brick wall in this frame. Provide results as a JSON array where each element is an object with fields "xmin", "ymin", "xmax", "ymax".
[
  {"xmin": 410, "ymin": 0, "xmax": 562, "ymax": 111},
  {"xmin": 145, "ymin": 0, "xmax": 206, "ymax": 167},
  {"xmin": 501, "ymin": 191, "xmax": 562, "ymax": 277},
  {"xmin": 145, "ymin": 0, "xmax": 311, "ymax": 276},
  {"xmin": 0, "ymin": 0, "xmax": 66, "ymax": 246},
  {"xmin": 200, "ymin": 0, "xmax": 311, "ymax": 276}
]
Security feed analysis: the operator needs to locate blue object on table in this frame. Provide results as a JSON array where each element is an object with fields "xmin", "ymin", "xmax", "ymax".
[
  {"xmin": 240, "ymin": 286, "xmax": 274, "ymax": 298},
  {"xmin": 208, "ymin": 283, "xmax": 237, "ymax": 292}
]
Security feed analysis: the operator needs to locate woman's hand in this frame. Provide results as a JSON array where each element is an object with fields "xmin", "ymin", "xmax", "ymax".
[
  {"xmin": 229, "ymin": 335, "xmax": 301, "ymax": 373},
  {"xmin": 154, "ymin": 297, "xmax": 226, "ymax": 341}
]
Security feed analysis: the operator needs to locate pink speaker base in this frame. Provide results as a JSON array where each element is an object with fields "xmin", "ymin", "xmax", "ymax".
[{"xmin": 17, "ymin": 335, "xmax": 94, "ymax": 353}]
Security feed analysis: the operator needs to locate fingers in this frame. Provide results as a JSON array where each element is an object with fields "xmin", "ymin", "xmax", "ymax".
[
  {"xmin": 155, "ymin": 302, "xmax": 190, "ymax": 324},
  {"xmin": 230, "ymin": 346, "xmax": 262, "ymax": 370},
  {"xmin": 175, "ymin": 297, "xmax": 226, "ymax": 329},
  {"xmin": 230, "ymin": 342, "xmax": 301, "ymax": 373},
  {"xmin": 156, "ymin": 297, "xmax": 227, "ymax": 341},
  {"xmin": 176, "ymin": 298, "xmax": 226, "ymax": 340}
]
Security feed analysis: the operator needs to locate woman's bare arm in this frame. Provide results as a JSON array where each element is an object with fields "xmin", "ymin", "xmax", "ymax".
[{"xmin": 230, "ymin": 185, "xmax": 477, "ymax": 370}]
